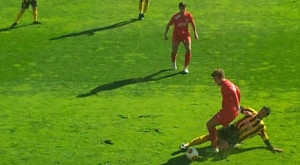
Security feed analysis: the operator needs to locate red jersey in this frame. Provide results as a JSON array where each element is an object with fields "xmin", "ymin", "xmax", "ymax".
[
  {"xmin": 169, "ymin": 12, "xmax": 194, "ymax": 37},
  {"xmin": 221, "ymin": 79, "xmax": 240, "ymax": 110}
]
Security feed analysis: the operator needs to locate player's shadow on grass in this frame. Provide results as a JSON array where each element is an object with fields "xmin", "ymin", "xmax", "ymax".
[
  {"xmin": 49, "ymin": 18, "xmax": 139, "ymax": 40},
  {"xmin": 77, "ymin": 69, "xmax": 183, "ymax": 98},
  {"xmin": 0, "ymin": 24, "xmax": 36, "ymax": 32},
  {"xmin": 162, "ymin": 146, "xmax": 267, "ymax": 165}
]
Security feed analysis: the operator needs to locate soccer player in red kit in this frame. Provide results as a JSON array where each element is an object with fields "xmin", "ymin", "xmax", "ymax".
[
  {"xmin": 207, "ymin": 69, "xmax": 240, "ymax": 152},
  {"xmin": 164, "ymin": 2, "xmax": 198, "ymax": 74}
]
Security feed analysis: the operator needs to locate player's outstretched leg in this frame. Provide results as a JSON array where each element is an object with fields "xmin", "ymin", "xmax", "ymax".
[
  {"xmin": 179, "ymin": 135, "xmax": 210, "ymax": 151},
  {"xmin": 11, "ymin": 8, "xmax": 26, "ymax": 28}
]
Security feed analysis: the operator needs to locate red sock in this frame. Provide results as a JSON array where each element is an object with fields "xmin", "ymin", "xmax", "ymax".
[
  {"xmin": 171, "ymin": 53, "xmax": 177, "ymax": 63},
  {"xmin": 208, "ymin": 126, "xmax": 218, "ymax": 148},
  {"xmin": 184, "ymin": 52, "xmax": 191, "ymax": 66}
]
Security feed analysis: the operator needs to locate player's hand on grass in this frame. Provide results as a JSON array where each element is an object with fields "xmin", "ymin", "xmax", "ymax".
[
  {"xmin": 271, "ymin": 148, "xmax": 283, "ymax": 153},
  {"xmin": 268, "ymin": 147, "xmax": 283, "ymax": 153},
  {"xmin": 243, "ymin": 111, "xmax": 253, "ymax": 116}
]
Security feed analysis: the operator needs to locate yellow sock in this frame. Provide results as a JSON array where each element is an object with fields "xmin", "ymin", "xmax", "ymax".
[
  {"xmin": 139, "ymin": 0, "xmax": 143, "ymax": 13},
  {"xmin": 186, "ymin": 135, "xmax": 210, "ymax": 147},
  {"xmin": 33, "ymin": 7, "xmax": 38, "ymax": 22},
  {"xmin": 142, "ymin": 0, "xmax": 149, "ymax": 14},
  {"xmin": 16, "ymin": 12, "xmax": 24, "ymax": 23}
]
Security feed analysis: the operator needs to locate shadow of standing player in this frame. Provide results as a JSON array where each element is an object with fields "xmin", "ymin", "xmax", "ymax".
[
  {"xmin": 50, "ymin": 18, "xmax": 139, "ymax": 40},
  {"xmin": 0, "ymin": 23, "xmax": 36, "ymax": 32},
  {"xmin": 77, "ymin": 69, "xmax": 183, "ymax": 98}
]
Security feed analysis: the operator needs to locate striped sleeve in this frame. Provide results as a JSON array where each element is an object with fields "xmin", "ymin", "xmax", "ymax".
[
  {"xmin": 259, "ymin": 126, "xmax": 269, "ymax": 141},
  {"xmin": 261, "ymin": 127, "xmax": 273, "ymax": 148}
]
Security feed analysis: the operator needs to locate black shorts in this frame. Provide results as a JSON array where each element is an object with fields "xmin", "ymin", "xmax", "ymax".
[
  {"xmin": 22, "ymin": 1, "xmax": 37, "ymax": 9},
  {"xmin": 218, "ymin": 124, "xmax": 239, "ymax": 146}
]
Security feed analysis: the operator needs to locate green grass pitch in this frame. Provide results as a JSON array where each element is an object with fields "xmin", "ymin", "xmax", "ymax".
[{"xmin": 0, "ymin": 0, "xmax": 299, "ymax": 164}]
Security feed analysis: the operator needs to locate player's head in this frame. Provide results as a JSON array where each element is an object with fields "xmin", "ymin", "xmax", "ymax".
[
  {"xmin": 211, "ymin": 69, "xmax": 225, "ymax": 86},
  {"xmin": 257, "ymin": 106, "xmax": 271, "ymax": 119},
  {"xmin": 179, "ymin": 2, "xmax": 186, "ymax": 13}
]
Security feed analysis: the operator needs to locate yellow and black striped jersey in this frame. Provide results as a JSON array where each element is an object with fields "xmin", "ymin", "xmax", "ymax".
[{"xmin": 234, "ymin": 107, "xmax": 269, "ymax": 143}]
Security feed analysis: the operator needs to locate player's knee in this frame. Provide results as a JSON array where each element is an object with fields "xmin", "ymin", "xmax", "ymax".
[
  {"xmin": 171, "ymin": 51, "xmax": 177, "ymax": 56},
  {"xmin": 184, "ymin": 46, "xmax": 191, "ymax": 53},
  {"xmin": 206, "ymin": 119, "xmax": 215, "ymax": 128},
  {"xmin": 186, "ymin": 49, "xmax": 191, "ymax": 54}
]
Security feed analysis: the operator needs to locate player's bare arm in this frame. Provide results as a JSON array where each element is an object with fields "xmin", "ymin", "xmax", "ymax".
[
  {"xmin": 240, "ymin": 107, "xmax": 254, "ymax": 116},
  {"xmin": 191, "ymin": 21, "xmax": 198, "ymax": 40},
  {"xmin": 164, "ymin": 22, "xmax": 172, "ymax": 41}
]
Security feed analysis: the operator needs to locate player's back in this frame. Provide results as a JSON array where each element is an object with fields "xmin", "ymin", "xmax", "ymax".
[{"xmin": 221, "ymin": 79, "xmax": 240, "ymax": 109}]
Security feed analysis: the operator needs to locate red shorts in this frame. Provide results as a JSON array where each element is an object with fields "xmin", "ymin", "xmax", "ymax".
[
  {"xmin": 213, "ymin": 109, "xmax": 238, "ymax": 127},
  {"xmin": 172, "ymin": 34, "xmax": 191, "ymax": 43}
]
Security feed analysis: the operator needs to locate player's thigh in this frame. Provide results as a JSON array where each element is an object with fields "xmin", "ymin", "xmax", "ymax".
[
  {"xmin": 183, "ymin": 37, "xmax": 192, "ymax": 51},
  {"xmin": 21, "ymin": 2, "xmax": 30, "ymax": 9},
  {"xmin": 20, "ymin": 8, "xmax": 26, "ymax": 13},
  {"xmin": 206, "ymin": 117, "xmax": 220, "ymax": 128},
  {"xmin": 31, "ymin": 1, "xmax": 38, "ymax": 8},
  {"xmin": 215, "ymin": 110, "xmax": 236, "ymax": 127}
]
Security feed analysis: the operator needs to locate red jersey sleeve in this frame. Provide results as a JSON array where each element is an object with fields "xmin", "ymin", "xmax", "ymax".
[
  {"xmin": 169, "ymin": 15, "xmax": 176, "ymax": 25},
  {"xmin": 189, "ymin": 13, "xmax": 195, "ymax": 23}
]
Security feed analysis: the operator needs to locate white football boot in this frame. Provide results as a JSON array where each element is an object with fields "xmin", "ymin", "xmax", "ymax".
[
  {"xmin": 172, "ymin": 63, "xmax": 177, "ymax": 70},
  {"xmin": 183, "ymin": 66, "xmax": 189, "ymax": 74}
]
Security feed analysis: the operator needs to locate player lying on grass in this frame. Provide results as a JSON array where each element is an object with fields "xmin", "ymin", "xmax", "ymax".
[{"xmin": 180, "ymin": 106, "xmax": 283, "ymax": 153}]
